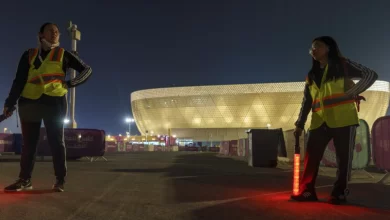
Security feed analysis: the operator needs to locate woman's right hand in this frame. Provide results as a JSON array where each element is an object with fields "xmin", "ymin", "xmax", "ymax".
[
  {"xmin": 2, "ymin": 107, "xmax": 13, "ymax": 117},
  {"xmin": 294, "ymin": 126, "xmax": 303, "ymax": 137}
]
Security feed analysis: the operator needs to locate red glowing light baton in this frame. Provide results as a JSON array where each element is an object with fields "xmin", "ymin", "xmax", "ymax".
[{"xmin": 292, "ymin": 133, "xmax": 300, "ymax": 196}]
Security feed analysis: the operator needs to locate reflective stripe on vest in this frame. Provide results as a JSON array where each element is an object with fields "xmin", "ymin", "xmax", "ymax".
[
  {"xmin": 49, "ymin": 47, "xmax": 64, "ymax": 62},
  {"xmin": 306, "ymin": 63, "xmax": 359, "ymax": 130},
  {"xmin": 28, "ymin": 47, "xmax": 64, "ymax": 64},
  {"xmin": 27, "ymin": 73, "xmax": 65, "ymax": 85},
  {"xmin": 20, "ymin": 47, "xmax": 67, "ymax": 99},
  {"xmin": 28, "ymin": 49, "xmax": 39, "ymax": 64},
  {"xmin": 312, "ymin": 93, "xmax": 355, "ymax": 112}
]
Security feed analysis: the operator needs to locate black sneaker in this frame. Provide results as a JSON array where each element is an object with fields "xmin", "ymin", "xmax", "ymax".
[
  {"xmin": 328, "ymin": 195, "xmax": 347, "ymax": 205},
  {"xmin": 52, "ymin": 179, "xmax": 65, "ymax": 192},
  {"xmin": 290, "ymin": 191, "xmax": 318, "ymax": 202},
  {"xmin": 4, "ymin": 178, "xmax": 33, "ymax": 192}
]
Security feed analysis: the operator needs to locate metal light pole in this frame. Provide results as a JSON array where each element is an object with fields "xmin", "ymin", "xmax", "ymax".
[
  {"xmin": 125, "ymin": 117, "xmax": 134, "ymax": 136},
  {"xmin": 67, "ymin": 21, "xmax": 81, "ymax": 128}
]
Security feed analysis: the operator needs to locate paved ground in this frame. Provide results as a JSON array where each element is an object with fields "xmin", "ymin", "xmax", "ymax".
[{"xmin": 0, "ymin": 152, "xmax": 389, "ymax": 220}]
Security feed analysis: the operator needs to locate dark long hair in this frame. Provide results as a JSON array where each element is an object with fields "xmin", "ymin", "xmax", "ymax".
[
  {"xmin": 307, "ymin": 36, "xmax": 346, "ymax": 85},
  {"xmin": 39, "ymin": 22, "xmax": 58, "ymax": 33}
]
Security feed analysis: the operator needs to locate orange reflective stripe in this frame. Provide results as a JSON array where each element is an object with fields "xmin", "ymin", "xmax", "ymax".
[
  {"xmin": 313, "ymin": 93, "xmax": 345, "ymax": 103},
  {"xmin": 50, "ymin": 47, "xmax": 64, "ymax": 62},
  {"xmin": 312, "ymin": 93, "xmax": 345, "ymax": 109},
  {"xmin": 28, "ymin": 48, "xmax": 38, "ymax": 64},
  {"xmin": 312, "ymin": 102, "xmax": 320, "ymax": 111},
  {"xmin": 312, "ymin": 93, "xmax": 355, "ymax": 112},
  {"xmin": 28, "ymin": 73, "xmax": 65, "ymax": 85},
  {"xmin": 323, "ymin": 99, "xmax": 355, "ymax": 109},
  {"xmin": 49, "ymin": 48, "xmax": 56, "ymax": 61},
  {"xmin": 312, "ymin": 107, "xmax": 321, "ymax": 112},
  {"xmin": 57, "ymin": 48, "xmax": 64, "ymax": 61},
  {"xmin": 322, "ymin": 94, "xmax": 354, "ymax": 106},
  {"xmin": 312, "ymin": 100, "xmax": 355, "ymax": 112}
]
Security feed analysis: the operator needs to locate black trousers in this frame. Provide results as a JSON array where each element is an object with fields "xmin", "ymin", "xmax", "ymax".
[
  {"xmin": 300, "ymin": 123, "xmax": 356, "ymax": 196},
  {"xmin": 17, "ymin": 95, "xmax": 68, "ymax": 180}
]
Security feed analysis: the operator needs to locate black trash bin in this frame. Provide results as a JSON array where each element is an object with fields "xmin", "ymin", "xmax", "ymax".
[{"xmin": 246, "ymin": 128, "xmax": 284, "ymax": 168}]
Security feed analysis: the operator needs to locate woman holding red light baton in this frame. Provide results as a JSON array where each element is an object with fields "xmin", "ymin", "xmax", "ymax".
[{"xmin": 291, "ymin": 36, "xmax": 377, "ymax": 205}]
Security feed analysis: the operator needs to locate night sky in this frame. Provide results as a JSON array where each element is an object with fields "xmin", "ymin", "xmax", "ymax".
[{"xmin": 0, "ymin": 0, "xmax": 389, "ymax": 135}]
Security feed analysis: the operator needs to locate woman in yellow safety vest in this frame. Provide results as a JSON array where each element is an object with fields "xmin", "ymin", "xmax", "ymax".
[
  {"xmin": 290, "ymin": 36, "xmax": 378, "ymax": 205},
  {"xmin": 2, "ymin": 22, "xmax": 92, "ymax": 193}
]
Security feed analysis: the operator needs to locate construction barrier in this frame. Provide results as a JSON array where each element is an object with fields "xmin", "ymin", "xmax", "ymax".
[
  {"xmin": 321, "ymin": 119, "xmax": 371, "ymax": 169},
  {"xmin": 38, "ymin": 128, "xmax": 106, "ymax": 158},
  {"xmin": 154, "ymin": 145, "xmax": 163, "ymax": 151},
  {"xmin": 107, "ymin": 144, "xmax": 218, "ymax": 153},
  {"xmin": 135, "ymin": 144, "xmax": 144, "ymax": 151},
  {"xmin": 106, "ymin": 141, "xmax": 117, "ymax": 152},
  {"xmin": 219, "ymin": 141, "xmax": 230, "ymax": 155},
  {"xmin": 237, "ymin": 139, "xmax": 246, "ymax": 157},
  {"xmin": 229, "ymin": 140, "xmax": 238, "ymax": 156},
  {"xmin": 352, "ymin": 119, "xmax": 371, "ymax": 169},
  {"xmin": 245, "ymin": 138, "xmax": 249, "ymax": 157},
  {"xmin": 185, "ymin": 146, "xmax": 198, "ymax": 151},
  {"xmin": 372, "ymin": 116, "xmax": 390, "ymax": 171},
  {"xmin": 116, "ymin": 141, "xmax": 125, "ymax": 152},
  {"xmin": 209, "ymin": 147, "xmax": 220, "ymax": 152},
  {"xmin": 0, "ymin": 133, "xmax": 23, "ymax": 154},
  {"xmin": 0, "ymin": 133, "xmax": 14, "ymax": 153}
]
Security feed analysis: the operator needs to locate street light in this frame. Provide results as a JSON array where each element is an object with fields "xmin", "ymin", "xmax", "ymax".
[
  {"xmin": 64, "ymin": 119, "xmax": 70, "ymax": 124},
  {"xmin": 67, "ymin": 21, "xmax": 81, "ymax": 129},
  {"xmin": 125, "ymin": 117, "xmax": 135, "ymax": 137}
]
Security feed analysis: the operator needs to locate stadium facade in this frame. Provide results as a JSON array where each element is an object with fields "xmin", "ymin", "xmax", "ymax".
[{"xmin": 130, "ymin": 80, "xmax": 390, "ymax": 141}]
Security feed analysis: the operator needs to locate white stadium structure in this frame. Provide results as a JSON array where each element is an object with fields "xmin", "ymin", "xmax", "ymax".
[{"xmin": 130, "ymin": 80, "xmax": 390, "ymax": 141}]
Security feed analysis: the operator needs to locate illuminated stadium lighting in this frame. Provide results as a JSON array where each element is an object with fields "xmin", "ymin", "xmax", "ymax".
[
  {"xmin": 125, "ymin": 117, "xmax": 135, "ymax": 123},
  {"xmin": 130, "ymin": 81, "xmax": 390, "ymax": 140}
]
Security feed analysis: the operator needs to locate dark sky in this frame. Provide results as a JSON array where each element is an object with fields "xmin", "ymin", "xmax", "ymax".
[{"xmin": 0, "ymin": 0, "xmax": 389, "ymax": 135}]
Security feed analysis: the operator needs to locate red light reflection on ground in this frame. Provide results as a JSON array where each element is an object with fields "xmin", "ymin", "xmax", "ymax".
[{"xmin": 251, "ymin": 192, "xmax": 390, "ymax": 218}]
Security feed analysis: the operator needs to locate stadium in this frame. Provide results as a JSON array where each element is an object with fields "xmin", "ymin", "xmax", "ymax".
[{"xmin": 130, "ymin": 80, "xmax": 390, "ymax": 142}]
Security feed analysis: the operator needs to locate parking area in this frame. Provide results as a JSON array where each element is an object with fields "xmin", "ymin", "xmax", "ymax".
[{"xmin": 0, "ymin": 152, "xmax": 389, "ymax": 220}]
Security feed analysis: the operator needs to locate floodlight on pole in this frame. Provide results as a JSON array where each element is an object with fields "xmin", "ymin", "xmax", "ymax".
[{"xmin": 125, "ymin": 117, "xmax": 135, "ymax": 137}]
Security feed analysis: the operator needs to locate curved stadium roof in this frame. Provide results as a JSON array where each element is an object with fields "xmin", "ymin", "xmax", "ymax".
[{"xmin": 131, "ymin": 81, "xmax": 390, "ymax": 138}]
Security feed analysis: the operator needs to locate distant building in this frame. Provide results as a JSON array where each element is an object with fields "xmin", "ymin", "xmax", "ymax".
[{"xmin": 131, "ymin": 81, "xmax": 390, "ymax": 141}]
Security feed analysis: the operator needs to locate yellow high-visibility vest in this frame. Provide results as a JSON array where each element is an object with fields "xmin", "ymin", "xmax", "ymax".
[
  {"xmin": 307, "ymin": 64, "xmax": 359, "ymax": 130},
  {"xmin": 21, "ymin": 47, "xmax": 68, "ymax": 99}
]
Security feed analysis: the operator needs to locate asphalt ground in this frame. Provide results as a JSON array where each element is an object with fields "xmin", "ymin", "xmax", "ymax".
[{"xmin": 0, "ymin": 152, "xmax": 389, "ymax": 220}]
